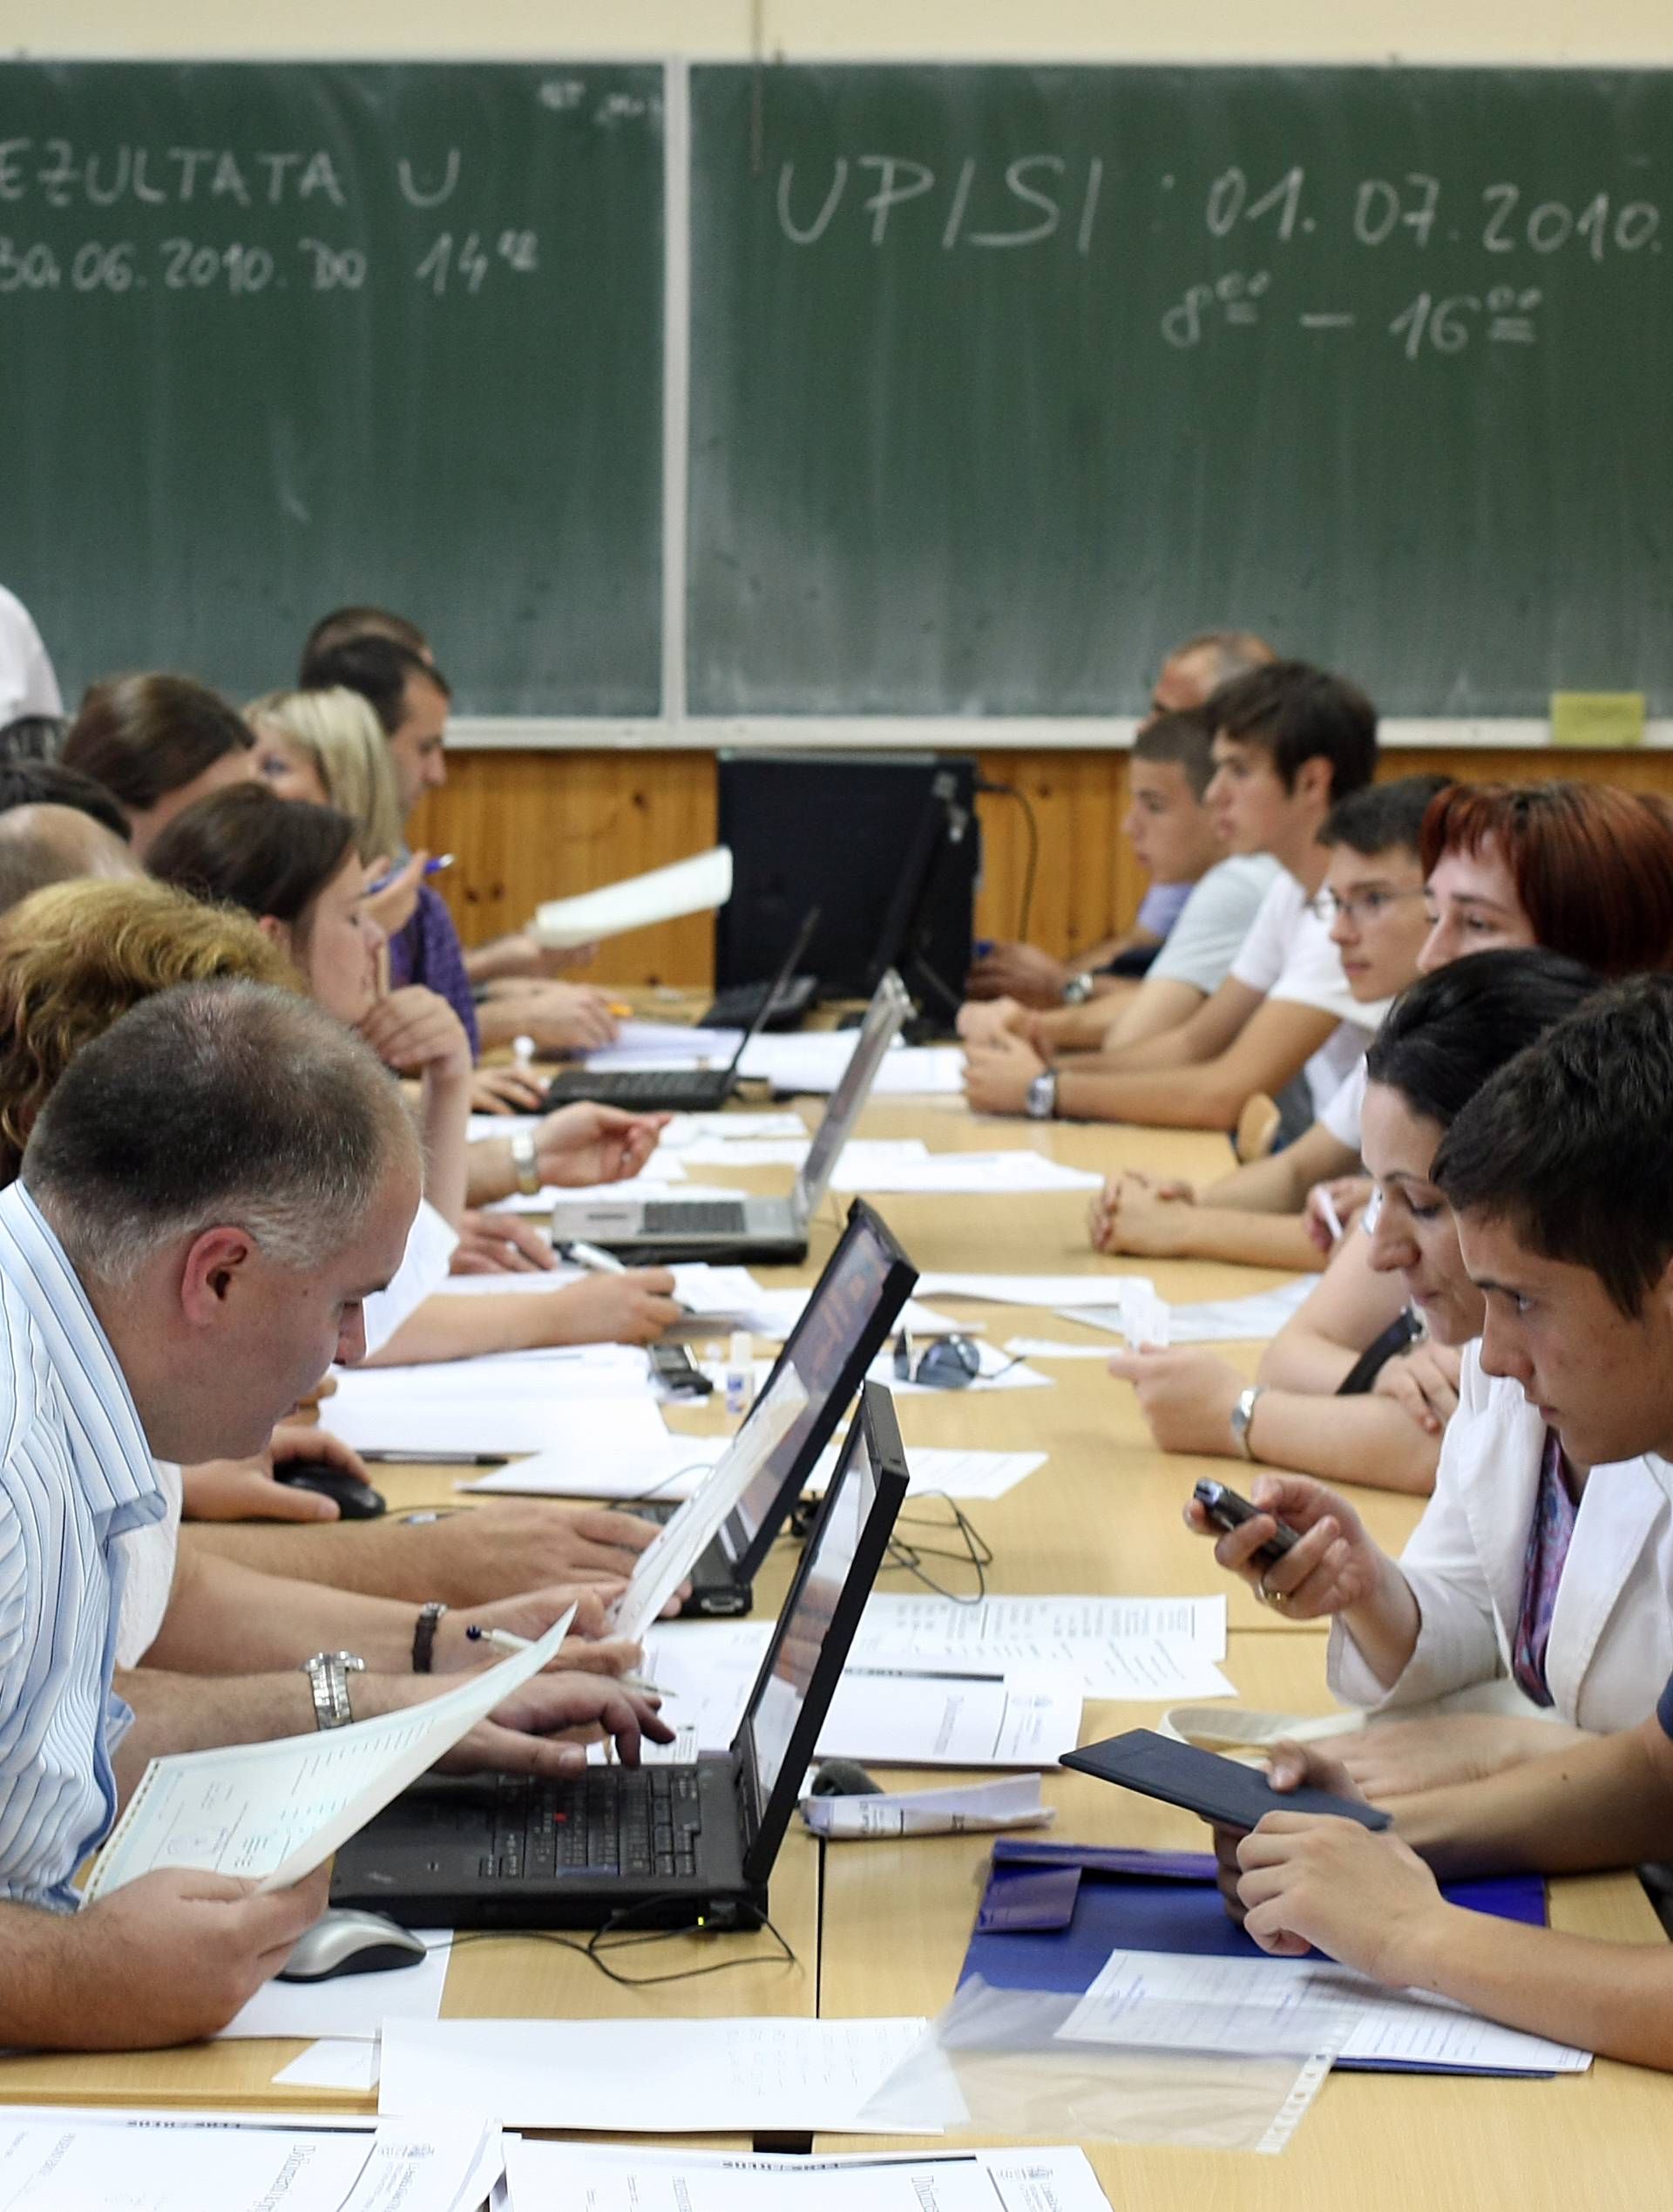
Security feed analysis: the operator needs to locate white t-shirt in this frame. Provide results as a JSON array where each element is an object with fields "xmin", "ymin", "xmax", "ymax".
[
  {"xmin": 1146, "ymin": 856, "xmax": 1282, "ymax": 996},
  {"xmin": 0, "ymin": 585, "xmax": 63, "ymax": 726},
  {"xmin": 1319, "ymin": 1060, "xmax": 1369, "ymax": 1152},
  {"xmin": 1229, "ymin": 869, "xmax": 1387, "ymax": 1119}
]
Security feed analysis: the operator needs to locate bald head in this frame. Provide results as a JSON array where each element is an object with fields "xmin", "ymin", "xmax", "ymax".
[
  {"xmin": 1152, "ymin": 630, "xmax": 1277, "ymax": 717},
  {"xmin": 0, "ymin": 804, "xmax": 142, "ymax": 915}
]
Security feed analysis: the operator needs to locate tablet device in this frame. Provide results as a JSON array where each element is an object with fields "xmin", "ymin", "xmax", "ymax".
[{"xmin": 1060, "ymin": 1727, "xmax": 1392, "ymax": 1832}]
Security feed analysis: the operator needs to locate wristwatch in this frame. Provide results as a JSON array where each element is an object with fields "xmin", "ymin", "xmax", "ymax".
[
  {"xmin": 412, "ymin": 1600, "xmax": 450, "ymax": 1673},
  {"xmin": 509, "ymin": 1128, "xmax": 541, "ymax": 1198},
  {"xmin": 300, "ymin": 1651, "xmax": 366, "ymax": 1730},
  {"xmin": 1061, "ymin": 973, "xmax": 1095, "ymax": 1006},
  {"xmin": 1229, "ymin": 1385, "xmax": 1268, "ymax": 1461},
  {"xmin": 1026, "ymin": 1069, "xmax": 1060, "ymax": 1121}
]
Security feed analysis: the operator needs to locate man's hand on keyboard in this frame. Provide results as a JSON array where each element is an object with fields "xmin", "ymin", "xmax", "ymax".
[{"xmin": 440, "ymin": 1673, "xmax": 674, "ymax": 1779}]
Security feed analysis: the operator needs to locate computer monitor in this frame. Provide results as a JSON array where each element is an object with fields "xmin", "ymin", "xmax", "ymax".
[{"xmin": 715, "ymin": 751, "xmax": 979, "ymax": 1019}]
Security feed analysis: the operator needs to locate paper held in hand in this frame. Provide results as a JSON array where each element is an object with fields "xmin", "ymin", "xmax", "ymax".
[
  {"xmin": 82, "ymin": 1605, "xmax": 577, "ymax": 1903},
  {"xmin": 608, "ymin": 1366, "xmax": 809, "ymax": 1644},
  {"xmin": 531, "ymin": 845, "xmax": 733, "ymax": 950}
]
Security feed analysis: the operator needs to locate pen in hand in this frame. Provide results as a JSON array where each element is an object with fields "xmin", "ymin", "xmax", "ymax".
[{"xmin": 463, "ymin": 1626, "xmax": 666, "ymax": 1697}]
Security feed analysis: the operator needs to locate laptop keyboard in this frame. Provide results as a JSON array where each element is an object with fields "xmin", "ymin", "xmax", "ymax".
[
  {"xmin": 487, "ymin": 1768, "xmax": 704, "ymax": 1882},
  {"xmin": 640, "ymin": 1200, "xmax": 750, "ymax": 1234}
]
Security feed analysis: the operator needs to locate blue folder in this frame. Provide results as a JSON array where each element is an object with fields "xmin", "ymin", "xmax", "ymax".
[{"xmin": 960, "ymin": 1839, "xmax": 1548, "ymax": 2074}]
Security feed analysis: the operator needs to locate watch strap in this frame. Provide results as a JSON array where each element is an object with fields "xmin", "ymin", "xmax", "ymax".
[
  {"xmin": 412, "ymin": 1600, "xmax": 449, "ymax": 1673},
  {"xmin": 301, "ymin": 1651, "xmax": 365, "ymax": 1730}
]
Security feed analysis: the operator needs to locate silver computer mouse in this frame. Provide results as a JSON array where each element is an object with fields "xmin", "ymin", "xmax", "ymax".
[{"xmin": 277, "ymin": 1907, "xmax": 429, "ymax": 1982}]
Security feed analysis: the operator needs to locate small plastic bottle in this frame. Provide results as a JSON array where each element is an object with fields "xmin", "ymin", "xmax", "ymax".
[{"xmin": 724, "ymin": 1329, "xmax": 755, "ymax": 1420}]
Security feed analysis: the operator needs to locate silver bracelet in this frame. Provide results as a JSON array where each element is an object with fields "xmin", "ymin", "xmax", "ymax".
[{"xmin": 300, "ymin": 1650, "xmax": 366, "ymax": 1730}]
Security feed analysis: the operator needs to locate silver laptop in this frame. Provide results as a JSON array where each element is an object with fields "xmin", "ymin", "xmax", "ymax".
[{"xmin": 545, "ymin": 969, "xmax": 911, "ymax": 1261}]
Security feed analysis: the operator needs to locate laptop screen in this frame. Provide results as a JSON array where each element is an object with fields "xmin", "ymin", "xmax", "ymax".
[
  {"xmin": 796, "ymin": 968, "xmax": 911, "ymax": 1216},
  {"xmin": 717, "ymin": 1202, "xmax": 912, "ymax": 1573},
  {"xmin": 743, "ymin": 1406, "xmax": 877, "ymax": 1817}
]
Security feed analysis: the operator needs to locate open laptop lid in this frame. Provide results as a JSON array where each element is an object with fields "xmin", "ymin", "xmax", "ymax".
[
  {"xmin": 734, "ymin": 1381, "xmax": 909, "ymax": 1884},
  {"xmin": 718, "ymin": 904, "xmax": 821, "ymax": 1078},
  {"xmin": 716, "ymin": 1198, "xmax": 916, "ymax": 1582},
  {"xmin": 793, "ymin": 968, "xmax": 911, "ymax": 1225}
]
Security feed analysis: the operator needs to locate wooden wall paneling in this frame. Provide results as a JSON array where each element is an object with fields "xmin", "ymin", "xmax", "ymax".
[
  {"xmin": 411, "ymin": 750, "xmax": 719, "ymax": 984},
  {"xmin": 412, "ymin": 743, "xmax": 1673, "ymax": 986}
]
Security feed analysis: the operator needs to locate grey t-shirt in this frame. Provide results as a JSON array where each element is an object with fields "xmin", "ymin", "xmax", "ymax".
[{"xmin": 1145, "ymin": 855, "xmax": 1283, "ymax": 996}]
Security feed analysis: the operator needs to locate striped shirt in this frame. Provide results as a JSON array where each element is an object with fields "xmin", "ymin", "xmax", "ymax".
[{"xmin": 0, "ymin": 1184, "xmax": 165, "ymax": 1909}]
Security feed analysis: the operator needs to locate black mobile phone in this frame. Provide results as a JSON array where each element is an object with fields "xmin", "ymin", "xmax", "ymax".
[
  {"xmin": 1192, "ymin": 1478, "xmax": 1299, "ymax": 1568},
  {"xmin": 649, "ymin": 1341, "xmax": 715, "ymax": 1397}
]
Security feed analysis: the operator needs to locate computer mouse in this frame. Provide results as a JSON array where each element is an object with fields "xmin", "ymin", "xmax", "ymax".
[
  {"xmin": 274, "ymin": 1460, "xmax": 387, "ymax": 1520},
  {"xmin": 809, "ymin": 1758, "xmax": 884, "ymax": 1797},
  {"xmin": 277, "ymin": 1909, "xmax": 429, "ymax": 1982}
]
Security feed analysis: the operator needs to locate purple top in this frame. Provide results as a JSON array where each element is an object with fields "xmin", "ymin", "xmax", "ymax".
[
  {"xmin": 1511, "ymin": 1428, "xmax": 1580, "ymax": 1707},
  {"xmin": 386, "ymin": 883, "xmax": 479, "ymax": 1059},
  {"xmin": 1136, "ymin": 879, "xmax": 1195, "ymax": 940}
]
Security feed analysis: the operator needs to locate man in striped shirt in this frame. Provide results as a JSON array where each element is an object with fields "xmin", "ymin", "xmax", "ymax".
[{"xmin": 0, "ymin": 980, "xmax": 661, "ymax": 2048}]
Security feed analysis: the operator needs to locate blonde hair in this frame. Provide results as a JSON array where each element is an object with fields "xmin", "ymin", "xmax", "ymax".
[
  {"xmin": 247, "ymin": 686, "xmax": 405, "ymax": 865},
  {"xmin": 0, "ymin": 877, "xmax": 298, "ymax": 1184}
]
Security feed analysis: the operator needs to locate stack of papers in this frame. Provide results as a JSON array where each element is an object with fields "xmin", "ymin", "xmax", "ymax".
[
  {"xmin": 734, "ymin": 1036, "xmax": 964, "ymax": 1096},
  {"xmin": 0, "ymin": 2113, "xmax": 503, "ymax": 2212},
  {"xmin": 503, "ymin": 2141, "xmax": 1114, "ymax": 2210},
  {"xmin": 378, "ymin": 2015, "xmax": 941, "ymax": 2133},
  {"xmin": 583, "ymin": 1022, "xmax": 746, "ymax": 1074}
]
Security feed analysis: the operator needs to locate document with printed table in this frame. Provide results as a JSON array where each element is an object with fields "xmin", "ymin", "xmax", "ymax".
[{"xmin": 83, "ymin": 1609, "xmax": 574, "ymax": 1900}]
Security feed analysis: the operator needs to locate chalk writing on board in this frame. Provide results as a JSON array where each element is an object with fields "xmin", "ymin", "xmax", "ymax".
[
  {"xmin": 777, "ymin": 155, "xmax": 1106, "ymax": 252},
  {"xmin": 0, "ymin": 230, "xmax": 542, "ymax": 297},
  {"xmin": 0, "ymin": 139, "xmax": 349, "ymax": 207}
]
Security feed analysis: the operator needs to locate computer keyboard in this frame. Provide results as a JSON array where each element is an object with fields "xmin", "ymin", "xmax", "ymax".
[
  {"xmin": 488, "ymin": 1768, "xmax": 704, "ymax": 1882},
  {"xmin": 548, "ymin": 1069, "xmax": 727, "ymax": 1106},
  {"xmin": 701, "ymin": 974, "xmax": 817, "ymax": 1030},
  {"xmin": 640, "ymin": 1199, "xmax": 750, "ymax": 1234}
]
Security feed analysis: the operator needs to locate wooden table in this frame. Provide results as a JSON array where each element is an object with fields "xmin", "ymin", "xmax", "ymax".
[{"xmin": 5, "ymin": 1075, "xmax": 1665, "ymax": 2200}]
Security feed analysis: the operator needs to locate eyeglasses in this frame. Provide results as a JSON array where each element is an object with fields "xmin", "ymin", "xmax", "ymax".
[
  {"xmin": 1308, "ymin": 887, "xmax": 1428, "ymax": 926},
  {"xmin": 893, "ymin": 1329, "xmax": 982, "ymax": 1390}
]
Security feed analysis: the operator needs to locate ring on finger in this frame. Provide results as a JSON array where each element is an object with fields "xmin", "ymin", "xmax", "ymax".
[{"xmin": 1257, "ymin": 1573, "xmax": 1290, "ymax": 1609}]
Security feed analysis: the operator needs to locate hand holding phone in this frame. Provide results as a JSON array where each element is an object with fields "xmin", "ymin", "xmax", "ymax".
[{"xmin": 1192, "ymin": 1477, "xmax": 1300, "ymax": 1570}]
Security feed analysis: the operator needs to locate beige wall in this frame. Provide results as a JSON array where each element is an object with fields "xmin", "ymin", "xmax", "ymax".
[{"xmin": 23, "ymin": 2, "xmax": 1673, "ymax": 63}]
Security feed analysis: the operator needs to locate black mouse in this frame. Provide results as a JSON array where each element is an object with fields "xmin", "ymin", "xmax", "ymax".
[
  {"xmin": 274, "ymin": 1459, "xmax": 387, "ymax": 1519},
  {"xmin": 809, "ymin": 1758, "xmax": 883, "ymax": 1797}
]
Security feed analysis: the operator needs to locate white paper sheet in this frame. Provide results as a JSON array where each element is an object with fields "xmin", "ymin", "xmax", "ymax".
[
  {"xmin": 0, "ymin": 2119, "xmax": 376, "ymax": 2212},
  {"xmin": 818, "ymin": 1667, "xmax": 1084, "ymax": 1768},
  {"xmin": 503, "ymin": 2141, "xmax": 1112, "ymax": 2212},
  {"xmin": 799, "ymin": 1774, "xmax": 1056, "ymax": 1840},
  {"xmin": 378, "ymin": 2016, "xmax": 938, "ymax": 2134},
  {"xmin": 664, "ymin": 1110, "xmax": 810, "ymax": 1142},
  {"xmin": 85, "ymin": 1611, "xmax": 574, "ymax": 1901},
  {"xmin": 463, "ymin": 1432, "xmax": 728, "ymax": 1505},
  {"xmin": 1059, "ymin": 1276, "xmax": 1317, "ymax": 1346},
  {"xmin": 532, "ymin": 845, "xmax": 733, "ymax": 948},
  {"xmin": 324, "ymin": 1372, "xmax": 670, "ymax": 1459},
  {"xmin": 806, "ymin": 1443, "xmax": 1047, "ymax": 1502},
  {"xmin": 218, "ymin": 1934, "xmax": 450, "ymax": 2042},
  {"xmin": 869, "ymin": 1046, "xmax": 967, "ymax": 1096},
  {"xmin": 850, "ymin": 1593, "xmax": 1230, "ymax": 1693},
  {"xmin": 830, "ymin": 1150, "xmax": 1103, "ymax": 1196},
  {"xmin": 1004, "ymin": 1336, "xmax": 1123, "ymax": 1359},
  {"xmin": 272, "ymin": 2039, "xmax": 383, "ymax": 2091},
  {"xmin": 736, "ymin": 1031, "xmax": 862, "ymax": 1093},
  {"xmin": 609, "ymin": 1367, "xmax": 809, "ymax": 1640},
  {"xmin": 671, "ymin": 1136, "xmax": 812, "ymax": 1166},
  {"xmin": 586, "ymin": 1618, "xmax": 774, "ymax": 1762},
  {"xmin": 1060, "ymin": 1950, "xmax": 1592, "ymax": 2073},
  {"xmin": 919, "ymin": 1272, "xmax": 1148, "ymax": 1308}
]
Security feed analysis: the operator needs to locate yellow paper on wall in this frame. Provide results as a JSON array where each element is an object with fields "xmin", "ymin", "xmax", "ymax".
[{"xmin": 1550, "ymin": 693, "xmax": 1646, "ymax": 749}]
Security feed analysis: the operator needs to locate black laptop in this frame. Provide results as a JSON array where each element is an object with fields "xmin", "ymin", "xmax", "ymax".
[
  {"xmin": 647, "ymin": 1197, "xmax": 916, "ymax": 1615},
  {"xmin": 331, "ymin": 1382, "xmax": 910, "ymax": 1930},
  {"xmin": 540, "ymin": 908, "xmax": 818, "ymax": 1115}
]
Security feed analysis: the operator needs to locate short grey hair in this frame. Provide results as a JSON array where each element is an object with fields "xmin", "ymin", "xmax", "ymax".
[{"xmin": 22, "ymin": 980, "xmax": 419, "ymax": 1286}]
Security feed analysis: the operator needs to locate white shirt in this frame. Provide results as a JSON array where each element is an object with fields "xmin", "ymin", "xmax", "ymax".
[
  {"xmin": 1319, "ymin": 1061, "xmax": 1369, "ymax": 1152},
  {"xmin": 1329, "ymin": 1344, "xmax": 1673, "ymax": 1732},
  {"xmin": 1229, "ymin": 869, "xmax": 1386, "ymax": 1119},
  {"xmin": 1146, "ymin": 856, "xmax": 1281, "ymax": 997},
  {"xmin": 0, "ymin": 586, "xmax": 63, "ymax": 727},
  {"xmin": 0, "ymin": 1184, "xmax": 165, "ymax": 1908}
]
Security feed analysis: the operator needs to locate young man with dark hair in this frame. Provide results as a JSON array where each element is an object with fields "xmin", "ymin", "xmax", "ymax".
[
  {"xmin": 1216, "ymin": 973, "xmax": 1673, "ymax": 2070},
  {"xmin": 965, "ymin": 661, "xmax": 1379, "ymax": 1129},
  {"xmin": 1089, "ymin": 773, "xmax": 1447, "ymax": 1269},
  {"xmin": 960, "ymin": 707, "xmax": 1279, "ymax": 1058},
  {"xmin": 966, "ymin": 628, "xmax": 1277, "ymax": 1007}
]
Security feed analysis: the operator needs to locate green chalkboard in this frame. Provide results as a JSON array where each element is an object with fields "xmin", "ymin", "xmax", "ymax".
[
  {"xmin": 1, "ymin": 64, "xmax": 664, "ymax": 714},
  {"xmin": 688, "ymin": 65, "xmax": 1673, "ymax": 716}
]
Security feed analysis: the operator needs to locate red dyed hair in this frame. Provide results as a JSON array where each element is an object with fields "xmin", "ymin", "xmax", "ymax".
[{"xmin": 1419, "ymin": 782, "xmax": 1673, "ymax": 977}]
